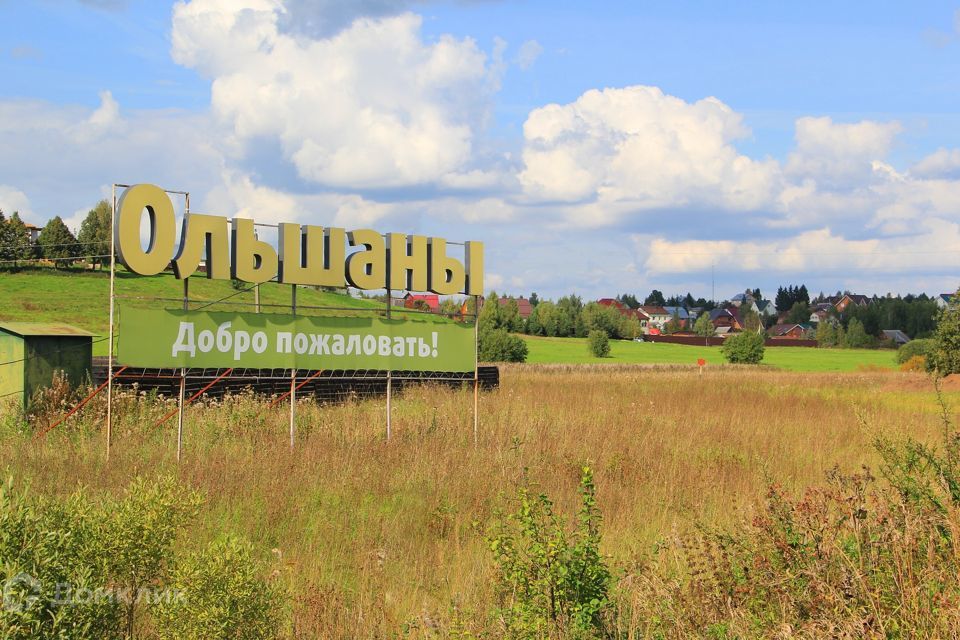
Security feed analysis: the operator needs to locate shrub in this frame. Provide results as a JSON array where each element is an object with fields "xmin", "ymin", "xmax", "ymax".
[
  {"xmin": 478, "ymin": 328, "xmax": 528, "ymax": 363},
  {"xmin": 896, "ymin": 338, "xmax": 933, "ymax": 365},
  {"xmin": 153, "ymin": 537, "xmax": 284, "ymax": 640},
  {"xmin": 488, "ymin": 467, "xmax": 612, "ymax": 638},
  {"xmin": 721, "ymin": 331, "xmax": 765, "ymax": 364},
  {"xmin": 900, "ymin": 355, "xmax": 928, "ymax": 372},
  {"xmin": 930, "ymin": 293, "xmax": 960, "ymax": 375},
  {"xmin": 587, "ymin": 329, "xmax": 610, "ymax": 358}
]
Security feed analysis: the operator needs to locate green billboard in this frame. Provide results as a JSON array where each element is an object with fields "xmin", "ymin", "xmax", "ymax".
[{"xmin": 117, "ymin": 308, "xmax": 476, "ymax": 372}]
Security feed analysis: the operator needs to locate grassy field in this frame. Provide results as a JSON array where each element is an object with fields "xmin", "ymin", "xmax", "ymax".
[
  {"xmin": 0, "ymin": 268, "xmax": 390, "ymax": 354},
  {"xmin": 1, "ymin": 365, "xmax": 955, "ymax": 637},
  {"xmin": 522, "ymin": 333, "xmax": 896, "ymax": 372}
]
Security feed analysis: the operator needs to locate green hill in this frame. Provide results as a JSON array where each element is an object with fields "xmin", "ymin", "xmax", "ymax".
[{"xmin": 0, "ymin": 268, "xmax": 388, "ymax": 355}]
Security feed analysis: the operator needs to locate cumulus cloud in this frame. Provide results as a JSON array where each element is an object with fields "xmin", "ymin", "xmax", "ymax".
[
  {"xmin": 518, "ymin": 85, "xmax": 780, "ymax": 217},
  {"xmin": 172, "ymin": 1, "xmax": 503, "ymax": 189},
  {"xmin": 0, "ymin": 185, "xmax": 34, "ymax": 220},
  {"xmin": 911, "ymin": 148, "xmax": 960, "ymax": 179},
  {"xmin": 643, "ymin": 218, "xmax": 960, "ymax": 276},
  {"xmin": 785, "ymin": 116, "xmax": 902, "ymax": 188}
]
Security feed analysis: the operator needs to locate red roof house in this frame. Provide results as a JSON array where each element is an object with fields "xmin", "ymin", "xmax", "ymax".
[{"xmin": 404, "ymin": 293, "xmax": 440, "ymax": 312}]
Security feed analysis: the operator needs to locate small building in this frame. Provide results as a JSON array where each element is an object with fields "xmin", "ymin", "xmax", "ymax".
[
  {"xmin": 768, "ymin": 323, "xmax": 806, "ymax": 339},
  {"xmin": 499, "ymin": 296, "xmax": 533, "ymax": 319},
  {"xmin": 881, "ymin": 329, "xmax": 911, "ymax": 346},
  {"xmin": 403, "ymin": 293, "xmax": 440, "ymax": 312},
  {"xmin": 0, "ymin": 323, "xmax": 94, "ymax": 410},
  {"xmin": 23, "ymin": 223, "xmax": 41, "ymax": 244},
  {"xmin": 937, "ymin": 293, "xmax": 957, "ymax": 310}
]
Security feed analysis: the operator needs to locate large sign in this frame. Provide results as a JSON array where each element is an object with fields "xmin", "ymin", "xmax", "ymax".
[
  {"xmin": 114, "ymin": 184, "xmax": 483, "ymax": 295},
  {"xmin": 117, "ymin": 308, "xmax": 476, "ymax": 372}
]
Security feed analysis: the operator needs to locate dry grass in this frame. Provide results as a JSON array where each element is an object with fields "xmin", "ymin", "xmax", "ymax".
[{"xmin": 0, "ymin": 366, "xmax": 953, "ymax": 637}]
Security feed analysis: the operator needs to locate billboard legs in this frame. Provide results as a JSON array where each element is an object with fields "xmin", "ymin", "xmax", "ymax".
[
  {"xmin": 289, "ymin": 369, "xmax": 296, "ymax": 451},
  {"xmin": 176, "ymin": 370, "xmax": 186, "ymax": 461}
]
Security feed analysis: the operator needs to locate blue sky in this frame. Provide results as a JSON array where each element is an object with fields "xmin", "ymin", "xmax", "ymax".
[{"xmin": 2, "ymin": 0, "xmax": 960, "ymax": 300}]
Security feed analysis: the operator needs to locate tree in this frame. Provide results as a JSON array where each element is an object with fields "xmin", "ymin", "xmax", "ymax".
[
  {"xmin": 617, "ymin": 293, "xmax": 640, "ymax": 309},
  {"xmin": 693, "ymin": 312, "xmax": 714, "ymax": 337},
  {"xmin": 929, "ymin": 290, "xmax": 960, "ymax": 375},
  {"xmin": 644, "ymin": 289, "xmax": 666, "ymax": 306},
  {"xmin": 581, "ymin": 302, "xmax": 624, "ymax": 339},
  {"xmin": 786, "ymin": 302, "xmax": 811, "ymax": 325},
  {"xmin": 816, "ymin": 321, "xmax": 838, "ymax": 347},
  {"xmin": 38, "ymin": 216, "xmax": 79, "ymax": 267},
  {"xmin": 587, "ymin": 329, "xmax": 610, "ymax": 357},
  {"xmin": 721, "ymin": 331, "xmax": 765, "ymax": 365},
  {"xmin": 664, "ymin": 310, "xmax": 683, "ymax": 334},
  {"xmin": 77, "ymin": 200, "xmax": 111, "ymax": 269},
  {"xmin": 528, "ymin": 292, "xmax": 539, "ymax": 307},
  {"xmin": 845, "ymin": 318, "xmax": 871, "ymax": 349},
  {"xmin": 479, "ymin": 327, "xmax": 528, "ymax": 362},
  {"xmin": 1, "ymin": 211, "xmax": 34, "ymax": 266},
  {"xmin": 740, "ymin": 305, "xmax": 762, "ymax": 332}
]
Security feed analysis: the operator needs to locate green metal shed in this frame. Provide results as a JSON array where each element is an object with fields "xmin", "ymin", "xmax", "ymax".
[{"xmin": 0, "ymin": 323, "xmax": 94, "ymax": 411}]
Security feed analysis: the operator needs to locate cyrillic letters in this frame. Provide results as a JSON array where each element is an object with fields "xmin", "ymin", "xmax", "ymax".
[{"xmin": 232, "ymin": 218, "xmax": 278, "ymax": 284}]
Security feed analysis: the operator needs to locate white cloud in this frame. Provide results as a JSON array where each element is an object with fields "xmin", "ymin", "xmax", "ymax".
[
  {"xmin": 172, "ymin": 1, "xmax": 503, "ymax": 189},
  {"xmin": 518, "ymin": 85, "xmax": 780, "ymax": 218},
  {"xmin": 911, "ymin": 148, "xmax": 960, "ymax": 179},
  {"xmin": 0, "ymin": 185, "xmax": 34, "ymax": 220},
  {"xmin": 516, "ymin": 39, "xmax": 543, "ymax": 70},
  {"xmin": 643, "ymin": 218, "xmax": 960, "ymax": 276},
  {"xmin": 785, "ymin": 116, "xmax": 902, "ymax": 188}
]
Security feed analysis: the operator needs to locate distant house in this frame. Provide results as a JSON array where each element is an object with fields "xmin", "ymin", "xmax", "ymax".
[
  {"xmin": 661, "ymin": 306, "xmax": 690, "ymax": 329},
  {"xmin": 597, "ymin": 298, "xmax": 628, "ymax": 312},
  {"xmin": 881, "ymin": 329, "xmax": 911, "ymax": 346},
  {"xmin": 639, "ymin": 306, "xmax": 671, "ymax": 332},
  {"xmin": 808, "ymin": 302, "xmax": 834, "ymax": 324},
  {"xmin": 499, "ymin": 296, "xmax": 533, "ymax": 319},
  {"xmin": 756, "ymin": 300, "xmax": 778, "ymax": 318},
  {"xmin": 831, "ymin": 294, "xmax": 870, "ymax": 313},
  {"xmin": 937, "ymin": 293, "xmax": 957, "ymax": 310},
  {"xmin": 403, "ymin": 293, "xmax": 440, "ymax": 312},
  {"xmin": 768, "ymin": 323, "xmax": 806, "ymax": 339},
  {"xmin": 709, "ymin": 308, "xmax": 742, "ymax": 333},
  {"xmin": 23, "ymin": 223, "xmax": 41, "ymax": 244}
]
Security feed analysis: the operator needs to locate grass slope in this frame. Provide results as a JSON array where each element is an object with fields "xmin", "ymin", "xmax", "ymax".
[
  {"xmin": 0, "ymin": 268, "xmax": 386, "ymax": 354},
  {"xmin": 522, "ymin": 334, "xmax": 896, "ymax": 372}
]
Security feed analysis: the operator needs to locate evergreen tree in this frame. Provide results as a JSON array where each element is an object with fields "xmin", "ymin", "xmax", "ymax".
[
  {"xmin": 3, "ymin": 211, "xmax": 35, "ymax": 265},
  {"xmin": 845, "ymin": 318, "xmax": 870, "ymax": 348},
  {"xmin": 644, "ymin": 289, "xmax": 666, "ymax": 306}
]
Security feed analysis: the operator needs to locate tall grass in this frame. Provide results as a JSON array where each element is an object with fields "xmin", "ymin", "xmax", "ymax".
[{"xmin": 0, "ymin": 366, "xmax": 953, "ymax": 637}]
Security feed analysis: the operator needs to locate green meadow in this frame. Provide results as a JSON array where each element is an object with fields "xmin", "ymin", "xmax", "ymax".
[{"xmin": 521, "ymin": 334, "xmax": 896, "ymax": 372}]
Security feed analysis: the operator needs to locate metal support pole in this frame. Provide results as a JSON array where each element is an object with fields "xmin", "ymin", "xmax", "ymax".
[
  {"xmin": 290, "ymin": 284, "xmax": 297, "ymax": 450},
  {"xmin": 177, "ymin": 278, "xmax": 189, "ymax": 462},
  {"xmin": 106, "ymin": 184, "xmax": 117, "ymax": 460},
  {"xmin": 386, "ymin": 288, "xmax": 392, "ymax": 442},
  {"xmin": 254, "ymin": 283, "xmax": 260, "ymax": 313},
  {"xmin": 473, "ymin": 294, "xmax": 480, "ymax": 445}
]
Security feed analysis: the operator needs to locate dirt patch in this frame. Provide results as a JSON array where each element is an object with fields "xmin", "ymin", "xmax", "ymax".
[{"xmin": 883, "ymin": 373, "xmax": 960, "ymax": 393}]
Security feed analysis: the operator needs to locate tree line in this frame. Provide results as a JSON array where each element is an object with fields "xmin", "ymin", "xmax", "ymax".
[{"xmin": 0, "ymin": 200, "xmax": 111, "ymax": 268}]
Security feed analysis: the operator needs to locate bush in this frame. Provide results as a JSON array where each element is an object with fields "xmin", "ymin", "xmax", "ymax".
[
  {"xmin": 930, "ymin": 293, "xmax": 960, "ymax": 375},
  {"xmin": 721, "ymin": 331, "xmax": 765, "ymax": 364},
  {"xmin": 153, "ymin": 537, "xmax": 284, "ymax": 640},
  {"xmin": 900, "ymin": 355, "xmax": 927, "ymax": 372},
  {"xmin": 896, "ymin": 338, "xmax": 933, "ymax": 365},
  {"xmin": 478, "ymin": 328, "xmax": 528, "ymax": 363},
  {"xmin": 587, "ymin": 330, "xmax": 610, "ymax": 358},
  {"xmin": 488, "ymin": 467, "xmax": 612, "ymax": 637}
]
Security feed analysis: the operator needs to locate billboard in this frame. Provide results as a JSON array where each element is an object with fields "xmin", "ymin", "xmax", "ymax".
[{"xmin": 117, "ymin": 308, "xmax": 476, "ymax": 373}]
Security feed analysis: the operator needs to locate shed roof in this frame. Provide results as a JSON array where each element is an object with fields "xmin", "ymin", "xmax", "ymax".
[{"xmin": 0, "ymin": 322, "xmax": 95, "ymax": 338}]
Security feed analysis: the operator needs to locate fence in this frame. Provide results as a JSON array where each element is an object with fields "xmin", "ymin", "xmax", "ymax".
[{"xmin": 641, "ymin": 334, "xmax": 818, "ymax": 348}]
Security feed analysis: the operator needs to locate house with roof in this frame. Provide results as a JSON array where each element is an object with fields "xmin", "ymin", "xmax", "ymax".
[
  {"xmin": 709, "ymin": 308, "xmax": 742, "ymax": 334},
  {"xmin": 808, "ymin": 302, "xmax": 834, "ymax": 324},
  {"xmin": 756, "ymin": 300, "xmax": 778, "ymax": 319},
  {"xmin": 499, "ymin": 296, "xmax": 533, "ymax": 319},
  {"xmin": 767, "ymin": 323, "xmax": 806, "ymax": 339},
  {"xmin": 639, "ymin": 306, "xmax": 671, "ymax": 333},
  {"xmin": 661, "ymin": 306, "xmax": 691, "ymax": 329},
  {"xmin": 881, "ymin": 329, "xmax": 911, "ymax": 346},
  {"xmin": 403, "ymin": 293, "xmax": 440, "ymax": 312},
  {"xmin": 831, "ymin": 294, "xmax": 870, "ymax": 313},
  {"xmin": 937, "ymin": 293, "xmax": 957, "ymax": 310},
  {"xmin": 23, "ymin": 223, "xmax": 41, "ymax": 244}
]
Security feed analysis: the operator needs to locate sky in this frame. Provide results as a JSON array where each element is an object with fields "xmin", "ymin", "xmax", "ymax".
[{"xmin": 1, "ymin": 0, "xmax": 960, "ymax": 301}]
